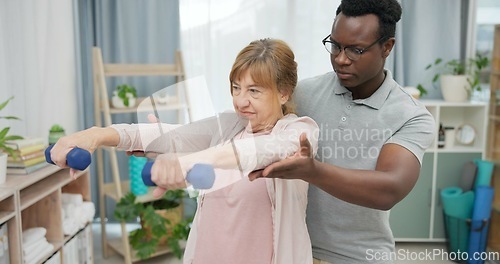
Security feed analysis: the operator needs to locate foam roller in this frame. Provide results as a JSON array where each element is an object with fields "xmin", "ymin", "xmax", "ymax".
[
  {"xmin": 45, "ymin": 144, "xmax": 91, "ymax": 171},
  {"xmin": 142, "ymin": 162, "xmax": 215, "ymax": 189}
]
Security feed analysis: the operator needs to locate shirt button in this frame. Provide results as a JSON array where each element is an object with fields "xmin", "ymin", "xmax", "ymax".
[
  {"xmin": 347, "ymin": 105, "xmax": 351, "ymax": 109},
  {"xmin": 341, "ymin": 117, "xmax": 347, "ymax": 122}
]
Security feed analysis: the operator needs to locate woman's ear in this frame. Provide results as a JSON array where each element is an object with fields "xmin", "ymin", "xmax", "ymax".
[{"xmin": 279, "ymin": 92, "xmax": 289, "ymax": 105}]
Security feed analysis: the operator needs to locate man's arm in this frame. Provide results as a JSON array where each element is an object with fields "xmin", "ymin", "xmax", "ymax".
[{"xmin": 249, "ymin": 136, "xmax": 420, "ymax": 211}]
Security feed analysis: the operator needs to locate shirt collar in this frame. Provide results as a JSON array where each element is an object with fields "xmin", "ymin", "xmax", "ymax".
[{"xmin": 334, "ymin": 70, "xmax": 394, "ymax": 110}]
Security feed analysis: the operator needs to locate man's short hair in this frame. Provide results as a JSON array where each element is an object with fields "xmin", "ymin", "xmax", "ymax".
[{"xmin": 336, "ymin": 0, "xmax": 402, "ymax": 39}]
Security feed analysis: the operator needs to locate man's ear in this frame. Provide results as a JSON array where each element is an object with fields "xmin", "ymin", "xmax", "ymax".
[{"xmin": 383, "ymin": 37, "xmax": 396, "ymax": 58}]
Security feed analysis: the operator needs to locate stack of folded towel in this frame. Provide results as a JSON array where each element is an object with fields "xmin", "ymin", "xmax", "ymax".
[
  {"xmin": 22, "ymin": 227, "xmax": 54, "ymax": 264},
  {"xmin": 61, "ymin": 193, "xmax": 95, "ymax": 236}
]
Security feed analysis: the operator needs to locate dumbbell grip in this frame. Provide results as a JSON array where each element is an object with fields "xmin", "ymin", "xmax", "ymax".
[
  {"xmin": 141, "ymin": 162, "xmax": 215, "ymax": 189},
  {"xmin": 45, "ymin": 145, "xmax": 92, "ymax": 171}
]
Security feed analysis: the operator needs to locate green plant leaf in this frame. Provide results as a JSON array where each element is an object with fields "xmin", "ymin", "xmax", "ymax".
[
  {"xmin": 0, "ymin": 116, "xmax": 21, "ymax": 120},
  {"xmin": 50, "ymin": 124, "xmax": 65, "ymax": 132},
  {"xmin": 416, "ymin": 84, "xmax": 427, "ymax": 96},
  {"xmin": 0, "ymin": 127, "xmax": 9, "ymax": 139},
  {"xmin": 0, "ymin": 97, "xmax": 13, "ymax": 111},
  {"xmin": 114, "ymin": 192, "xmax": 141, "ymax": 221}
]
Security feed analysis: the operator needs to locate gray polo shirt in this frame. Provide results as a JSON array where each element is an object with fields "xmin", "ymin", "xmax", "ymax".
[{"xmin": 295, "ymin": 70, "xmax": 435, "ymax": 263}]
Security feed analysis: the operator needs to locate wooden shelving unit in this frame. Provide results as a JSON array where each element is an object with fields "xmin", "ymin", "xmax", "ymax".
[
  {"xmin": 92, "ymin": 47, "xmax": 190, "ymax": 263},
  {"xmin": 487, "ymin": 24, "xmax": 500, "ymax": 257},
  {"xmin": 0, "ymin": 165, "xmax": 93, "ymax": 263}
]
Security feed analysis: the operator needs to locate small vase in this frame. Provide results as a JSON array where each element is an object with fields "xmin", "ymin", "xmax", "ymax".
[{"xmin": 440, "ymin": 75, "xmax": 469, "ymax": 102}]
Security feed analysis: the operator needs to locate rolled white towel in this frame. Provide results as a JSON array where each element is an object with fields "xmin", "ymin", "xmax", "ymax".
[
  {"xmin": 81, "ymin": 202, "xmax": 95, "ymax": 225},
  {"xmin": 62, "ymin": 219, "xmax": 79, "ymax": 236},
  {"xmin": 23, "ymin": 238, "xmax": 46, "ymax": 256},
  {"xmin": 62, "ymin": 203, "xmax": 76, "ymax": 219},
  {"xmin": 61, "ymin": 193, "xmax": 83, "ymax": 205},
  {"xmin": 26, "ymin": 242, "xmax": 54, "ymax": 264},
  {"xmin": 24, "ymin": 239, "xmax": 49, "ymax": 263},
  {"xmin": 22, "ymin": 227, "xmax": 46, "ymax": 247}
]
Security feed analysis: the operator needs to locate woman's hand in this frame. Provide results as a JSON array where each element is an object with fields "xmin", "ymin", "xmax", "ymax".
[
  {"xmin": 150, "ymin": 153, "xmax": 190, "ymax": 197},
  {"xmin": 50, "ymin": 127, "xmax": 118, "ymax": 178}
]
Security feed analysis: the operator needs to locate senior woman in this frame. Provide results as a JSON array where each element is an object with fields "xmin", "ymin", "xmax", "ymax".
[{"xmin": 49, "ymin": 38, "xmax": 318, "ymax": 264}]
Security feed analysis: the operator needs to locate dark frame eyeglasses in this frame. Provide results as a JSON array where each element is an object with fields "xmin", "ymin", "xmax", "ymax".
[{"xmin": 322, "ymin": 34, "xmax": 387, "ymax": 61}]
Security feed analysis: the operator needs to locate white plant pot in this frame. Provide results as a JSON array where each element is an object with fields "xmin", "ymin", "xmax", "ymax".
[
  {"xmin": 0, "ymin": 153, "xmax": 7, "ymax": 184},
  {"xmin": 111, "ymin": 91, "xmax": 136, "ymax": 108},
  {"xmin": 440, "ymin": 75, "xmax": 470, "ymax": 102}
]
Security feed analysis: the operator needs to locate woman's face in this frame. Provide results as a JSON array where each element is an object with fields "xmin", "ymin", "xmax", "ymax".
[{"xmin": 232, "ymin": 70, "xmax": 287, "ymax": 133}]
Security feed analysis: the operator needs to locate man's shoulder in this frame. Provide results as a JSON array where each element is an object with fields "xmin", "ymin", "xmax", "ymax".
[
  {"xmin": 386, "ymin": 85, "xmax": 428, "ymax": 113},
  {"xmin": 298, "ymin": 72, "xmax": 336, "ymax": 89}
]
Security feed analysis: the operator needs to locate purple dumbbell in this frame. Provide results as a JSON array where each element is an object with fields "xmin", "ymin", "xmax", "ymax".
[
  {"xmin": 141, "ymin": 162, "xmax": 215, "ymax": 189},
  {"xmin": 45, "ymin": 145, "xmax": 91, "ymax": 171}
]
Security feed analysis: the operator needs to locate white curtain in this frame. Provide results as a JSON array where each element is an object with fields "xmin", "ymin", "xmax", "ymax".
[
  {"xmin": 180, "ymin": 0, "xmax": 471, "ymax": 103},
  {"xmin": 180, "ymin": 0, "xmax": 340, "ymax": 113},
  {"xmin": 0, "ymin": 0, "xmax": 78, "ymax": 141}
]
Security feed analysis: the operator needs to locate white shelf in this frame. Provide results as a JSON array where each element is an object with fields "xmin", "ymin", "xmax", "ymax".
[
  {"xmin": 390, "ymin": 99, "xmax": 488, "ymax": 241},
  {"xmin": 421, "ymin": 99, "xmax": 488, "ymax": 107}
]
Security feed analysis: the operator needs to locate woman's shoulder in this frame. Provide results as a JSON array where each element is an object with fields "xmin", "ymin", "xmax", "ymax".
[
  {"xmin": 277, "ymin": 114, "xmax": 318, "ymax": 127},
  {"xmin": 272, "ymin": 115, "xmax": 319, "ymax": 139}
]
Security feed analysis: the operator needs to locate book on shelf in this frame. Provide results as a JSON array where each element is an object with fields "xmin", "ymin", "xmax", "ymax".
[
  {"xmin": 7, "ymin": 150, "xmax": 44, "ymax": 162},
  {"xmin": 5, "ymin": 137, "xmax": 45, "ymax": 149},
  {"xmin": 7, "ymin": 162, "xmax": 49, "ymax": 175},
  {"xmin": 7, "ymin": 155, "xmax": 45, "ymax": 168},
  {"xmin": 9, "ymin": 143, "xmax": 45, "ymax": 156}
]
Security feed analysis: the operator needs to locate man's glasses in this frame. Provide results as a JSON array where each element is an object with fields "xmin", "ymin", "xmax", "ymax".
[{"xmin": 322, "ymin": 34, "xmax": 387, "ymax": 61}]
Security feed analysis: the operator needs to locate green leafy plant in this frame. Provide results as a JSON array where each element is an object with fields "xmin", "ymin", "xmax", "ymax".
[
  {"xmin": 115, "ymin": 84, "xmax": 137, "ymax": 107},
  {"xmin": 49, "ymin": 124, "xmax": 65, "ymax": 133},
  {"xmin": 114, "ymin": 190, "xmax": 192, "ymax": 259},
  {"xmin": 416, "ymin": 53, "xmax": 489, "ymax": 96},
  {"xmin": 0, "ymin": 97, "xmax": 24, "ymax": 158}
]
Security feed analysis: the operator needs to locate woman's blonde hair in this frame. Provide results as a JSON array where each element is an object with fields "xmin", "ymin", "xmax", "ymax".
[{"xmin": 229, "ymin": 38, "xmax": 297, "ymax": 115}]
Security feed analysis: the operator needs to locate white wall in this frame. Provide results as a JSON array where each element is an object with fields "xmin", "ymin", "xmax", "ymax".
[
  {"xmin": 180, "ymin": 0, "xmax": 340, "ymax": 113},
  {"xmin": 0, "ymin": 0, "xmax": 78, "ymax": 141}
]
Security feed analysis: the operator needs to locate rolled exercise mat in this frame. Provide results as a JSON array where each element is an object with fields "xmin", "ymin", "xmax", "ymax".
[
  {"xmin": 440, "ymin": 187, "xmax": 475, "ymax": 253},
  {"xmin": 459, "ymin": 161, "xmax": 477, "ymax": 192},
  {"xmin": 473, "ymin": 159, "xmax": 494, "ymax": 187},
  {"xmin": 467, "ymin": 186, "xmax": 494, "ymax": 264},
  {"xmin": 129, "ymin": 156, "xmax": 148, "ymax": 195}
]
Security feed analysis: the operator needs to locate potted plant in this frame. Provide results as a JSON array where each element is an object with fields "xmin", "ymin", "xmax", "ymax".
[
  {"xmin": 112, "ymin": 84, "xmax": 137, "ymax": 108},
  {"xmin": 48, "ymin": 124, "xmax": 66, "ymax": 145},
  {"xmin": 417, "ymin": 53, "xmax": 489, "ymax": 102},
  {"xmin": 0, "ymin": 97, "xmax": 24, "ymax": 183},
  {"xmin": 114, "ymin": 190, "xmax": 192, "ymax": 259}
]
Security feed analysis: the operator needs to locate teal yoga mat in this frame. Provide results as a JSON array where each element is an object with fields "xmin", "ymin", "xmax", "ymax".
[
  {"xmin": 129, "ymin": 156, "xmax": 148, "ymax": 195},
  {"xmin": 467, "ymin": 186, "xmax": 494, "ymax": 264},
  {"xmin": 473, "ymin": 159, "xmax": 494, "ymax": 187},
  {"xmin": 440, "ymin": 187, "xmax": 475, "ymax": 253}
]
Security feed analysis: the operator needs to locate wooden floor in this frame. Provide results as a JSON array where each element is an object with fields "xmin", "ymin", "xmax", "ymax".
[{"xmin": 92, "ymin": 223, "xmax": 499, "ymax": 264}]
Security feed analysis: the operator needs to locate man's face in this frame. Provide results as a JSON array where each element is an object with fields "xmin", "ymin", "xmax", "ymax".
[{"xmin": 329, "ymin": 13, "xmax": 388, "ymax": 90}]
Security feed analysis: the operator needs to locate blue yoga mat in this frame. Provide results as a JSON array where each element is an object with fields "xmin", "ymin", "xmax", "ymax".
[
  {"xmin": 441, "ymin": 187, "xmax": 475, "ymax": 253},
  {"xmin": 473, "ymin": 159, "xmax": 494, "ymax": 187},
  {"xmin": 467, "ymin": 186, "xmax": 494, "ymax": 264}
]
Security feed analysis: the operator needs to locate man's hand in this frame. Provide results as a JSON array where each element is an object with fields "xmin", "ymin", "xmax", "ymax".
[{"xmin": 249, "ymin": 133, "xmax": 315, "ymax": 181}]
